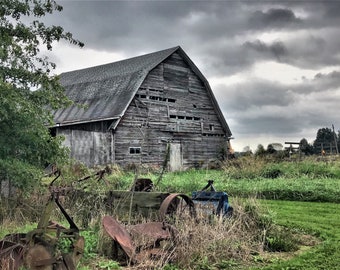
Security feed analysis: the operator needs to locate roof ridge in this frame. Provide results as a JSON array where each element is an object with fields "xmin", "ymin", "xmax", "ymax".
[{"xmin": 60, "ymin": 46, "xmax": 180, "ymax": 75}]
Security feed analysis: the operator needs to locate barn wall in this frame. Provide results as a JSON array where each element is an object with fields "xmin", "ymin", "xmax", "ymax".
[
  {"xmin": 114, "ymin": 52, "xmax": 227, "ymax": 169},
  {"xmin": 56, "ymin": 121, "xmax": 113, "ymax": 167}
]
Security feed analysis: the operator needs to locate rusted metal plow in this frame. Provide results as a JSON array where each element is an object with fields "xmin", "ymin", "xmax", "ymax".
[
  {"xmin": 102, "ymin": 216, "xmax": 178, "ymax": 264},
  {"xmin": 0, "ymin": 173, "xmax": 85, "ymax": 270},
  {"xmin": 102, "ymin": 192, "xmax": 196, "ymax": 265}
]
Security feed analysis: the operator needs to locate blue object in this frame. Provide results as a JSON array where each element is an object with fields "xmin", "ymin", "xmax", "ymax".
[{"xmin": 192, "ymin": 190, "xmax": 232, "ymax": 217}]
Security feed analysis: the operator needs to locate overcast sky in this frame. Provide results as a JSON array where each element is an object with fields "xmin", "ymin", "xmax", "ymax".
[{"xmin": 44, "ymin": 0, "xmax": 340, "ymax": 152}]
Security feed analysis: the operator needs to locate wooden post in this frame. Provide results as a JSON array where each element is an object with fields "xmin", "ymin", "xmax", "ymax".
[{"xmin": 332, "ymin": 124, "xmax": 339, "ymax": 155}]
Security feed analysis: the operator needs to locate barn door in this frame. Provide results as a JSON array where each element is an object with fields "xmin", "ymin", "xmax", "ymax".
[{"xmin": 169, "ymin": 142, "xmax": 182, "ymax": 171}]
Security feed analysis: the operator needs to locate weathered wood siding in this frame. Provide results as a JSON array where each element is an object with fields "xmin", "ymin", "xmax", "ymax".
[
  {"xmin": 114, "ymin": 52, "xmax": 227, "ymax": 169},
  {"xmin": 57, "ymin": 121, "xmax": 113, "ymax": 167}
]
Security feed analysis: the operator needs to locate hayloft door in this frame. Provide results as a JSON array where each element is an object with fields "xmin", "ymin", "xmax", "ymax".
[{"xmin": 169, "ymin": 142, "xmax": 182, "ymax": 171}]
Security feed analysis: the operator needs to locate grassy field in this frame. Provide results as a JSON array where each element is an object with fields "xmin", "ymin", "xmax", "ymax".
[{"xmin": 1, "ymin": 156, "xmax": 340, "ymax": 269}]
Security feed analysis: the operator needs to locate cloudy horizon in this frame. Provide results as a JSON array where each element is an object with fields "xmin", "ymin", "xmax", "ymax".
[{"xmin": 43, "ymin": 0, "xmax": 340, "ymax": 152}]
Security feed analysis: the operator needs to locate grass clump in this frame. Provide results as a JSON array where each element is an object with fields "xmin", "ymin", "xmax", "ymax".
[{"xmin": 264, "ymin": 227, "xmax": 299, "ymax": 252}]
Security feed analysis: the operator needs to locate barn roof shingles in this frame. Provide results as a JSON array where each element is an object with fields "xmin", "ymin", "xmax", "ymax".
[{"xmin": 53, "ymin": 46, "xmax": 231, "ymax": 136}]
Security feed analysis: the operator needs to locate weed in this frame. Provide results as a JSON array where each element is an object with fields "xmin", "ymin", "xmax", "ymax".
[
  {"xmin": 264, "ymin": 228, "xmax": 299, "ymax": 252},
  {"xmin": 97, "ymin": 260, "xmax": 120, "ymax": 269},
  {"xmin": 81, "ymin": 229, "xmax": 100, "ymax": 260}
]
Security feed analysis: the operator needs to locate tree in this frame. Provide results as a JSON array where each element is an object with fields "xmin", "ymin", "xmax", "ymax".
[
  {"xmin": 0, "ymin": 0, "xmax": 83, "ymax": 190},
  {"xmin": 299, "ymin": 138, "xmax": 314, "ymax": 156},
  {"xmin": 266, "ymin": 144, "xmax": 276, "ymax": 154},
  {"xmin": 255, "ymin": 144, "xmax": 266, "ymax": 157},
  {"xmin": 313, "ymin": 127, "xmax": 337, "ymax": 155}
]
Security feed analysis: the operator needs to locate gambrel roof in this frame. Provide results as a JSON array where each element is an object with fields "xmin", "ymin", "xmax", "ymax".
[{"xmin": 53, "ymin": 46, "xmax": 232, "ymax": 136}]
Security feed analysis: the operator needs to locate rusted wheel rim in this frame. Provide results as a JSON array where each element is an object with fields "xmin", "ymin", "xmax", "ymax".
[{"xmin": 159, "ymin": 193, "xmax": 196, "ymax": 222}]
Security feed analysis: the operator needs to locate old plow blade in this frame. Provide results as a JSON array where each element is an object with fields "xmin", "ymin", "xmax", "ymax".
[{"xmin": 102, "ymin": 216, "xmax": 178, "ymax": 265}]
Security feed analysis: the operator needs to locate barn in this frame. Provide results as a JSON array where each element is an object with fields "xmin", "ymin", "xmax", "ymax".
[{"xmin": 51, "ymin": 46, "xmax": 232, "ymax": 170}]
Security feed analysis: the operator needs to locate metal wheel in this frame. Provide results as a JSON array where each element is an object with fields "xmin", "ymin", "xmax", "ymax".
[{"xmin": 159, "ymin": 193, "xmax": 197, "ymax": 223}]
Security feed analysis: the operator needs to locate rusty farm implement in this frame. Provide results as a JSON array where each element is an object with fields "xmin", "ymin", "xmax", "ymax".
[
  {"xmin": 0, "ymin": 169, "xmax": 232, "ymax": 268},
  {"xmin": 0, "ymin": 172, "xmax": 84, "ymax": 269}
]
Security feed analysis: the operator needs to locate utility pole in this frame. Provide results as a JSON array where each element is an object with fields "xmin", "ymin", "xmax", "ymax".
[{"xmin": 332, "ymin": 124, "xmax": 339, "ymax": 155}]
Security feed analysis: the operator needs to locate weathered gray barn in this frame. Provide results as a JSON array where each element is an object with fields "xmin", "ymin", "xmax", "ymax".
[{"xmin": 51, "ymin": 46, "xmax": 232, "ymax": 170}]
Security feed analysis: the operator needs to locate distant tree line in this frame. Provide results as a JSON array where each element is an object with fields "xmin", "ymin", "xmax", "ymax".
[
  {"xmin": 238, "ymin": 127, "xmax": 340, "ymax": 157},
  {"xmin": 299, "ymin": 127, "xmax": 340, "ymax": 156}
]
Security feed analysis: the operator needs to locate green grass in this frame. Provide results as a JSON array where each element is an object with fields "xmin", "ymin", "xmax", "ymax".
[
  {"xmin": 261, "ymin": 200, "xmax": 340, "ymax": 239},
  {"xmin": 254, "ymin": 200, "xmax": 340, "ymax": 270},
  {"xmin": 223, "ymin": 177, "xmax": 340, "ymax": 203},
  {"xmin": 146, "ymin": 169, "xmax": 340, "ymax": 203}
]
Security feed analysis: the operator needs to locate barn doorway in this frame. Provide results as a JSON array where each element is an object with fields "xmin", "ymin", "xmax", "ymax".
[{"xmin": 169, "ymin": 142, "xmax": 182, "ymax": 171}]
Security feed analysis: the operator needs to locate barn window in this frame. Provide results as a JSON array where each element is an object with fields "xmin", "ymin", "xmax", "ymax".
[
  {"xmin": 135, "ymin": 94, "xmax": 147, "ymax": 99},
  {"xmin": 129, "ymin": 147, "xmax": 141, "ymax": 154},
  {"xmin": 137, "ymin": 94, "xmax": 176, "ymax": 103},
  {"xmin": 209, "ymin": 124, "xmax": 214, "ymax": 131},
  {"xmin": 169, "ymin": 114, "xmax": 200, "ymax": 121}
]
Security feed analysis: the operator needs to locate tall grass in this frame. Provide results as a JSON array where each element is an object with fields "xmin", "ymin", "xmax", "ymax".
[{"xmin": 223, "ymin": 156, "xmax": 340, "ymax": 179}]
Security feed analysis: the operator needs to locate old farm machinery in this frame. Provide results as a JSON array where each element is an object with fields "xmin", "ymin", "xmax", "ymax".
[
  {"xmin": 0, "ymin": 172, "xmax": 84, "ymax": 270},
  {"xmin": 101, "ymin": 179, "xmax": 232, "ymax": 264},
  {"xmin": 1, "ymin": 170, "xmax": 232, "ymax": 268}
]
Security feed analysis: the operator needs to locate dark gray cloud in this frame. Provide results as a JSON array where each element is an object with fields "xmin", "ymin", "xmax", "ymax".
[
  {"xmin": 243, "ymin": 40, "xmax": 288, "ymax": 62},
  {"xmin": 47, "ymin": 1, "xmax": 340, "ymax": 74},
  {"xmin": 42, "ymin": 0, "xmax": 340, "ymax": 150},
  {"xmin": 296, "ymin": 70, "xmax": 340, "ymax": 94},
  {"xmin": 215, "ymin": 79, "xmax": 294, "ymax": 111},
  {"xmin": 248, "ymin": 8, "xmax": 303, "ymax": 29}
]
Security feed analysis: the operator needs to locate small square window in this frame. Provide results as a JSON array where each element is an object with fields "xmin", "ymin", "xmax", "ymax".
[{"xmin": 129, "ymin": 147, "xmax": 141, "ymax": 154}]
